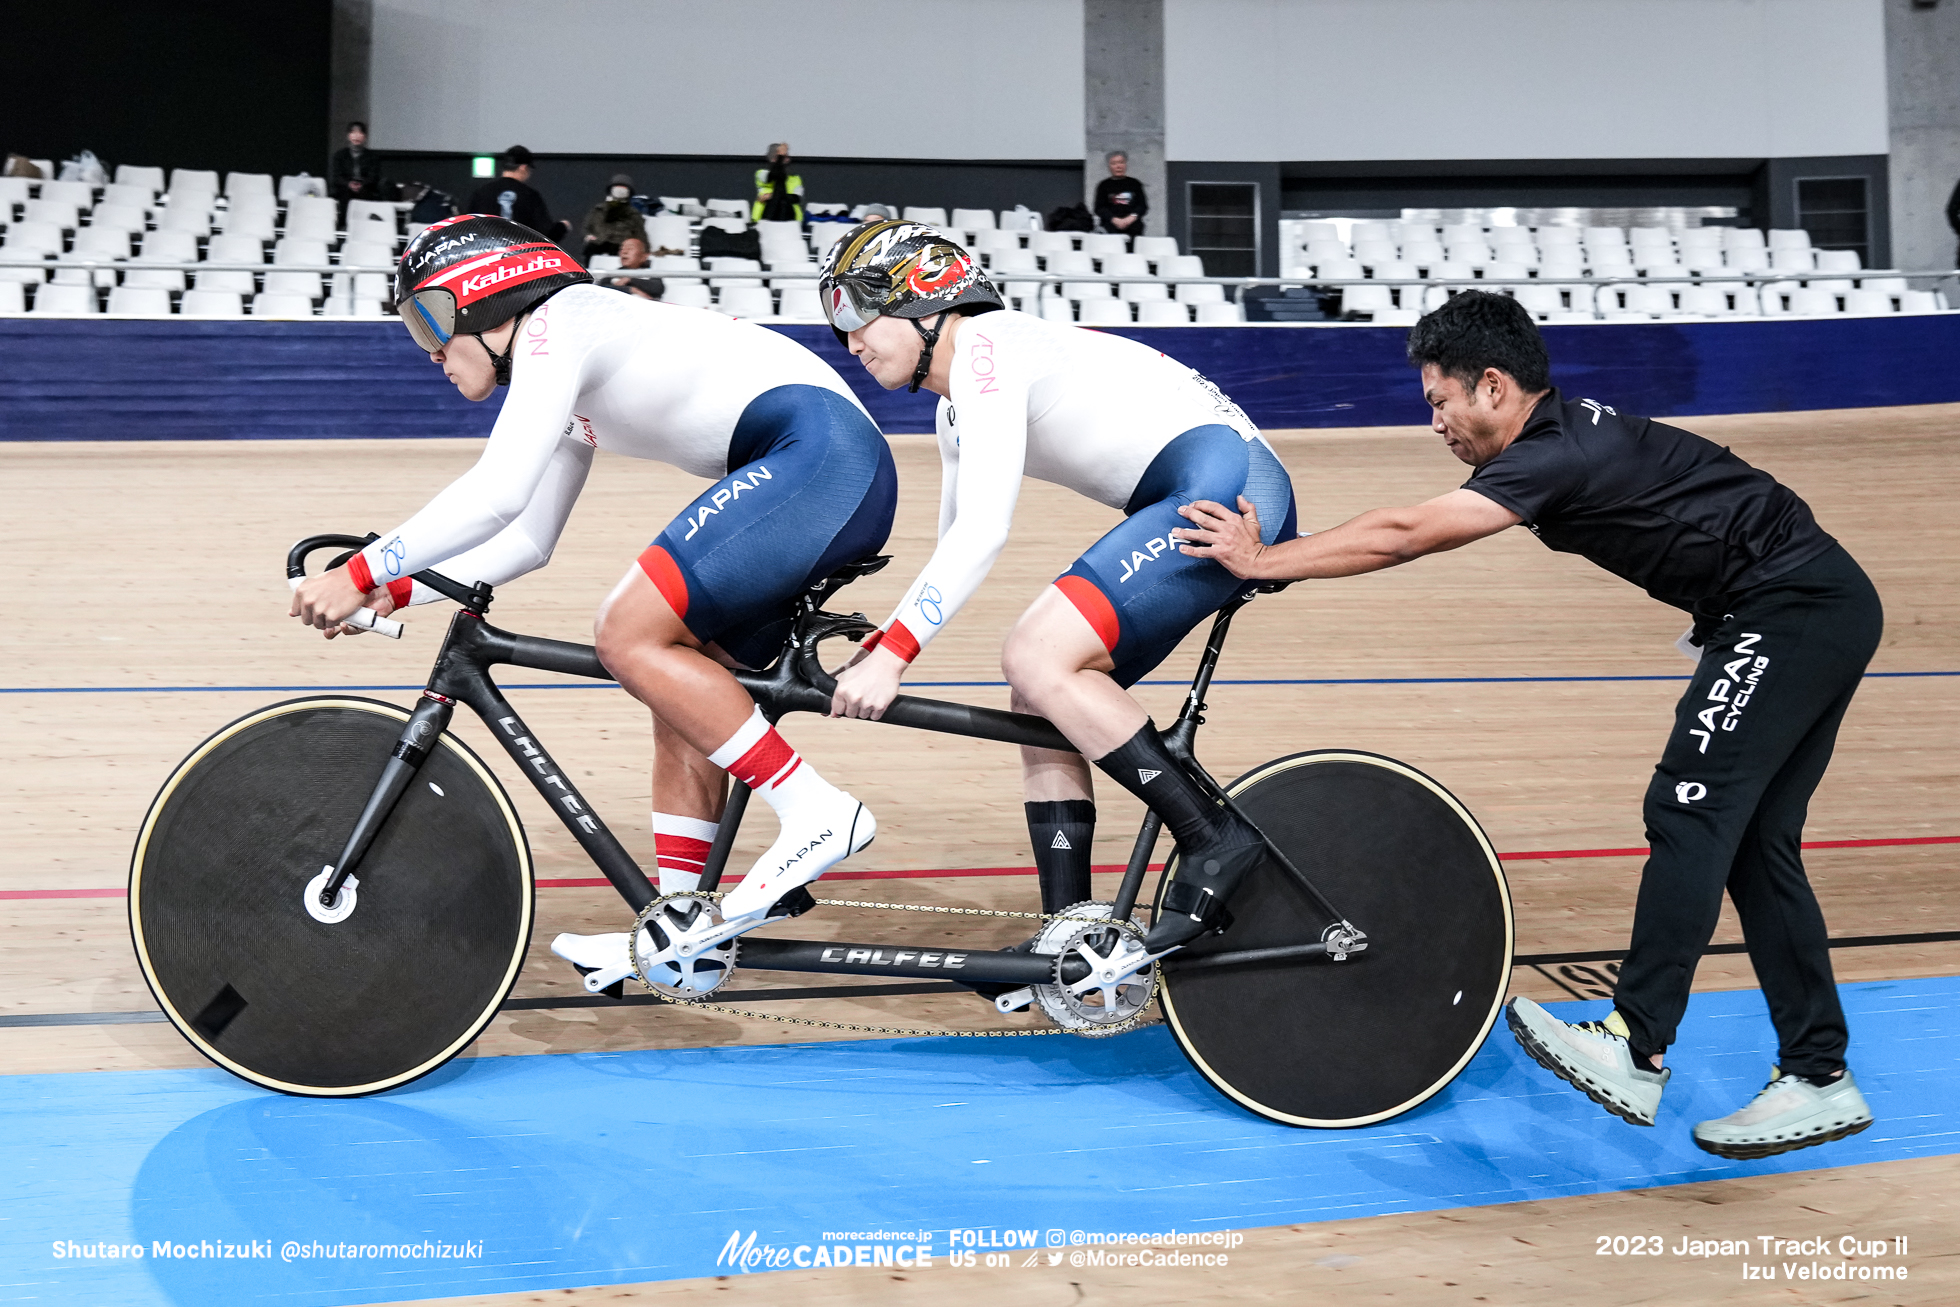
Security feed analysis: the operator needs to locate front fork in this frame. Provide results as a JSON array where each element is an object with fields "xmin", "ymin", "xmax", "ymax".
[{"xmin": 317, "ymin": 693, "xmax": 454, "ymax": 905}]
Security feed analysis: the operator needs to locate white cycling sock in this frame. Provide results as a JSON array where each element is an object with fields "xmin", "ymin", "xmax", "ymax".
[
  {"xmin": 652, "ymin": 811, "xmax": 719, "ymax": 894},
  {"xmin": 707, "ymin": 706, "xmax": 839, "ymax": 815}
]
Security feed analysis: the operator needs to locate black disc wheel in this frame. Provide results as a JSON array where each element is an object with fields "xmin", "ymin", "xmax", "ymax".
[
  {"xmin": 130, "ymin": 697, "xmax": 532, "ymax": 1096},
  {"xmin": 1155, "ymin": 750, "xmax": 1512, "ymax": 1127}
]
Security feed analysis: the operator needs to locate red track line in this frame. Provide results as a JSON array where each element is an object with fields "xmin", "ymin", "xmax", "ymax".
[{"xmin": 15, "ymin": 835, "xmax": 1955, "ymax": 900}]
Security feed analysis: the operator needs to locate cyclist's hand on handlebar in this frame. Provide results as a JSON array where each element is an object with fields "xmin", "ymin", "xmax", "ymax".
[
  {"xmin": 290, "ymin": 567, "xmax": 372, "ymax": 637},
  {"xmin": 323, "ymin": 584, "xmax": 401, "ymax": 640},
  {"xmin": 830, "ymin": 644, "xmax": 907, "ymax": 720},
  {"xmin": 1173, "ymin": 496, "xmax": 1267, "ymax": 579}
]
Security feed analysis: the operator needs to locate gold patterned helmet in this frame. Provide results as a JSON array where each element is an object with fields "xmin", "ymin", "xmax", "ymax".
[{"xmin": 817, "ymin": 219, "xmax": 1002, "ymax": 339}]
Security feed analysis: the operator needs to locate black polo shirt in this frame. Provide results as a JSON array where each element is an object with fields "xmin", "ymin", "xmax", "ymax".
[
  {"xmin": 467, "ymin": 177, "xmax": 556, "ymax": 237},
  {"xmin": 1464, "ymin": 390, "xmax": 1835, "ymax": 613}
]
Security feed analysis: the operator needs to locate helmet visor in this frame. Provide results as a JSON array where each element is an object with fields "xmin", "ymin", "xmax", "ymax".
[
  {"xmin": 820, "ymin": 270, "xmax": 889, "ymax": 334},
  {"xmin": 400, "ymin": 288, "xmax": 457, "ymax": 354}
]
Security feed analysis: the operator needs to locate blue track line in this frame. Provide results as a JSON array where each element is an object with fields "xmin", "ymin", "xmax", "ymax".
[{"xmin": 2, "ymin": 670, "xmax": 1954, "ymax": 695}]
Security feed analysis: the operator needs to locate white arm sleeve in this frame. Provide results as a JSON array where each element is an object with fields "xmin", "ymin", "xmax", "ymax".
[
  {"xmin": 396, "ymin": 435, "xmax": 594, "ymax": 604},
  {"xmin": 876, "ymin": 336, "xmax": 1028, "ymax": 656},
  {"xmin": 355, "ymin": 344, "xmax": 587, "ymax": 589},
  {"xmin": 934, "ymin": 402, "xmax": 960, "ymax": 540}
]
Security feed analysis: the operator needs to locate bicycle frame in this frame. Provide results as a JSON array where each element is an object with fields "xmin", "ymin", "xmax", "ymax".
[{"xmin": 293, "ymin": 537, "xmax": 1356, "ymax": 993}]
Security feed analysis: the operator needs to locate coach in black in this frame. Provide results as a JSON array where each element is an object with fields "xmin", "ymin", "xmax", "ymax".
[{"xmin": 1171, "ymin": 291, "xmax": 1881, "ymax": 1160}]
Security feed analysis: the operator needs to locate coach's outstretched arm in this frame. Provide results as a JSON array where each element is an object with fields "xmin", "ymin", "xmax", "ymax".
[{"xmin": 1171, "ymin": 488, "xmax": 1521, "ymax": 581}]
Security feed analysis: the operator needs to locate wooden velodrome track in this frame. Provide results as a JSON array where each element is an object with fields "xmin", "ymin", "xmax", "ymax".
[{"xmin": 4, "ymin": 401, "xmax": 1956, "ymax": 1304}]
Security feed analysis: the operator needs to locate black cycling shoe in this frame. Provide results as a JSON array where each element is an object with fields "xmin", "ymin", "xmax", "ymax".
[{"xmin": 1144, "ymin": 835, "xmax": 1266, "ymax": 950}]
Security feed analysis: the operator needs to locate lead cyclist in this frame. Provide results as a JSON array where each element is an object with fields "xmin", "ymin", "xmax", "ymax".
[
  {"xmin": 286, "ymin": 215, "xmax": 897, "ymax": 978},
  {"xmin": 821, "ymin": 220, "xmax": 1298, "ymax": 950}
]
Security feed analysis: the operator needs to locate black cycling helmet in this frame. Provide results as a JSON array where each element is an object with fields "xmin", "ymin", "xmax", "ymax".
[
  {"xmin": 818, "ymin": 218, "xmax": 1003, "ymax": 391},
  {"xmin": 395, "ymin": 215, "xmax": 589, "ymax": 383}
]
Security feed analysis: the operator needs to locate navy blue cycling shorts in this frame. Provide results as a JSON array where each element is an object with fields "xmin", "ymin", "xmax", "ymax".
[
  {"xmin": 1055, "ymin": 424, "xmax": 1296, "ymax": 687},
  {"xmin": 638, "ymin": 384, "xmax": 897, "ymax": 669}
]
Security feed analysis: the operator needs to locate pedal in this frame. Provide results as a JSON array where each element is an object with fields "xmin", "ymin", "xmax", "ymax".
[{"xmin": 993, "ymin": 987, "xmax": 1035, "ymax": 1014}]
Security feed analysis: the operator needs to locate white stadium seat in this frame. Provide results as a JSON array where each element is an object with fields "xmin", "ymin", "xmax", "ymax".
[
  {"xmin": 1175, "ymin": 281, "xmax": 1224, "ymax": 303},
  {"xmin": 1028, "ymin": 231, "xmax": 1075, "ymax": 257},
  {"xmin": 951, "ymin": 208, "xmax": 995, "ymax": 232},
  {"xmin": 179, "ymin": 289, "xmax": 243, "ymax": 316},
  {"xmin": 1343, "ymin": 284, "xmax": 1394, "ymax": 314},
  {"xmin": 718, "ymin": 286, "xmax": 776, "ymax": 318},
  {"xmin": 1161, "ymin": 255, "xmax": 1205, "ymax": 278},
  {"xmin": 1077, "ymin": 298, "xmax": 1130, "ymax": 325},
  {"xmin": 24, "ymin": 200, "xmax": 79, "ymax": 229},
  {"xmin": 1082, "ymin": 233, "xmax": 1128, "ymax": 258},
  {"xmin": 1787, "ymin": 287, "xmax": 1838, "ymax": 315},
  {"xmin": 0, "ymin": 176, "xmax": 30, "ymax": 209},
  {"xmin": 0, "ymin": 283, "xmax": 23, "ymax": 313},
  {"xmin": 1678, "ymin": 286, "xmax": 1727, "ymax": 315},
  {"xmin": 1401, "ymin": 240, "xmax": 1445, "ymax": 267},
  {"xmin": 706, "ymin": 199, "xmax": 748, "ymax": 217},
  {"xmin": 902, "ymin": 206, "xmax": 949, "ymax": 228},
  {"xmin": 1353, "ymin": 241, "xmax": 1399, "ymax": 266},
  {"xmin": 989, "ymin": 248, "xmax": 1038, "ymax": 276},
  {"xmin": 278, "ymin": 174, "xmax": 327, "ymax": 201},
  {"xmin": 338, "ymin": 241, "xmax": 394, "ymax": 270},
  {"xmin": 87, "ymin": 203, "xmax": 147, "ymax": 234},
  {"xmin": 1770, "ymin": 247, "xmax": 1816, "ymax": 273},
  {"xmin": 251, "ymin": 292, "xmax": 314, "ymax": 317},
  {"xmin": 658, "ymin": 197, "xmax": 699, "ymax": 212},
  {"xmin": 1136, "ymin": 300, "xmax": 1188, "ymax": 324},
  {"xmin": 265, "ymin": 270, "xmax": 323, "ymax": 299},
  {"xmin": 1193, "ymin": 301, "xmax": 1244, "ymax": 324},
  {"xmin": 1842, "ymin": 289, "xmax": 1894, "ymax": 315},
  {"xmin": 974, "ymin": 229, "xmax": 1022, "ymax": 256},
  {"xmin": 1120, "ymin": 281, "xmax": 1169, "ymax": 302},
  {"xmin": 346, "ymin": 199, "xmax": 399, "ymax": 232},
  {"xmin": 32, "ymin": 283, "xmax": 96, "ymax": 314},
  {"xmin": 1000, "ymin": 280, "xmax": 1041, "ymax": 310},
  {"xmin": 647, "ymin": 214, "xmax": 692, "ymax": 251},
  {"xmin": 115, "ymin": 164, "xmax": 167, "ymax": 193},
  {"xmin": 3, "ymin": 221, "xmax": 64, "ymax": 257},
  {"xmin": 1100, "ymin": 252, "xmax": 1150, "ymax": 277},
  {"xmin": 107, "ymin": 285, "xmax": 172, "ymax": 315},
  {"xmin": 1040, "ymin": 293, "xmax": 1075, "ymax": 322},
  {"xmin": 168, "ymin": 169, "xmax": 220, "ymax": 201},
  {"xmin": 1049, "ymin": 249, "xmax": 1095, "ymax": 276},
  {"xmin": 156, "ymin": 206, "xmax": 210, "ymax": 237},
  {"xmin": 38, "ymin": 179, "xmax": 95, "ymax": 210},
  {"xmin": 661, "ymin": 284, "xmax": 712, "ymax": 308},
  {"xmin": 1537, "ymin": 226, "xmax": 1583, "ymax": 247},
  {"xmin": 777, "ymin": 288, "xmax": 824, "ymax": 320},
  {"xmin": 225, "ymin": 172, "xmax": 275, "ymax": 201},
  {"xmin": 1899, "ymin": 290, "xmax": 1943, "ymax": 313},
  {"xmin": 1132, "ymin": 236, "xmax": 1179, "ymax": 261},
  {"xmin": 1064, "ymin": 280, "xmax": 1113, "ymax": 303},
  {"xmin": 1511, "ymin": 284, "xmax": 1562, "ymax": 316}
]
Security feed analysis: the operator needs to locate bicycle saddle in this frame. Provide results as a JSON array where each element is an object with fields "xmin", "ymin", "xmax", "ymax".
[{"xmin": 805, "ymin": 554, "xmax": 892, "ymax": 608}]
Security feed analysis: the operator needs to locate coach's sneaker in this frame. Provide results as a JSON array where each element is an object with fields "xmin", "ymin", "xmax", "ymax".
[
  {"xmin": 719, "ymin": 790, "xmax": 876, "ymax": 923},
  {"xmin": 1692, "ymin": 1068, "xmax": 1872, "ymax": 1159},
  {"xmin": 1506, "ymin": 997, "xmax": 1670, "ymax": 1126}
]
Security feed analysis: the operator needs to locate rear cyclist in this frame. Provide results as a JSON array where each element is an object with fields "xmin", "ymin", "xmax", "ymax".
[
  {"xmin": 819, "ymin": 219, "xmax": 1296, "ymax": 949},
  {"xmin": 287, "ymin": 215, "xmax": 896, "ymax": 978}
]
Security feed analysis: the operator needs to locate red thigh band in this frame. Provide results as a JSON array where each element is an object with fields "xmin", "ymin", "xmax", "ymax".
[{"xmin": 1054, "ymin": 574, "xmax": 1120, "ymax": 653}]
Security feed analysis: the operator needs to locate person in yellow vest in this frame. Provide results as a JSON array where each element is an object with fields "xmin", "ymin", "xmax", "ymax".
[{"xmin": 752, "ymin": 142, "xmax": 804, "ymax": 223}]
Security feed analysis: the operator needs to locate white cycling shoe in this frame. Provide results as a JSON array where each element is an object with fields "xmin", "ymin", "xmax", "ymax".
[
  {"xmin": 720, "ymin": 790, "xmax": 876, "ymax": 923},
  {"xmin": 551, "ymin": 929, "xmax": 648, "ymax": 995},
  {"xmin": 1692, "ymin": 1068, "xmax": 1872, "ymax": 1159}
]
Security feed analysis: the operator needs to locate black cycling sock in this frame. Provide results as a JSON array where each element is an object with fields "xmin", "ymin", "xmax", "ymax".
[
  {"xmin": 1026, "ymin": 800, "xmax": 1096, "ymax": 915},
  {"xmin": 1092, "ymin": 722, "xmax": 1237, "ymax": 850}
]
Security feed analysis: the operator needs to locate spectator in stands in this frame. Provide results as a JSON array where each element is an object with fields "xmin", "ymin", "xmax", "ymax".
[
  {"xmin": 330, "ymin": 121, "xmax": 383, "ymax": 207},
  {"xmin": 468, "ymin": 146, "xmax": 570, "ymax": 244},
  {"xmin": 598, "ymin": 236, "xmax": 662, "ymax": 301},
  {"xmin": 583, "ymin": 174, "xmax": 649, "ymax": 260},
  {"xmin": 1093, "ymin": 151, "xmax": 1147, "ymax": 237},
  {"xmin": 752, "ymin": 143, "xmax": 804, "ymax": 223}
]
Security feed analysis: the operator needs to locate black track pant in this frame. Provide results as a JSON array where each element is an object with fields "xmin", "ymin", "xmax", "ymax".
[{"xmin": 1613, "ymin": 545, "xmax": 1882, "ymax": 1077}]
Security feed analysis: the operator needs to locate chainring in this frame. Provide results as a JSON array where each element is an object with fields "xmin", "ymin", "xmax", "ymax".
[
  {"xmin": 630, "ymin": 891, "xmax": 739, "ymax": 1000},
  {"xmin": 1031, "ymin": 901, "xmax": 1159, "ymax": 1037}
]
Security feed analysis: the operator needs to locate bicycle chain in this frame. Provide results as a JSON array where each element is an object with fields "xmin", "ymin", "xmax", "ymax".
[{"xmin": 634, "ymin": 893, "xmax": 1160, "ymax": 1039}]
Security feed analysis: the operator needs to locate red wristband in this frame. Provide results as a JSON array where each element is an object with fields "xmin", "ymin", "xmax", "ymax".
[
  {"xmin": 881, "ymin": 620, "xmax": 921, "ymax": 664},
  {"xmin": 385, "ymin": 577, "xmax": 414, "ymax": 608},
  {"xmin": 346, "ymin": 552, "xmax": 375, "ymax": 593},
  {"xmin": 860, "ymin": 629, "xmax": 885, "ymax": 653}
]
